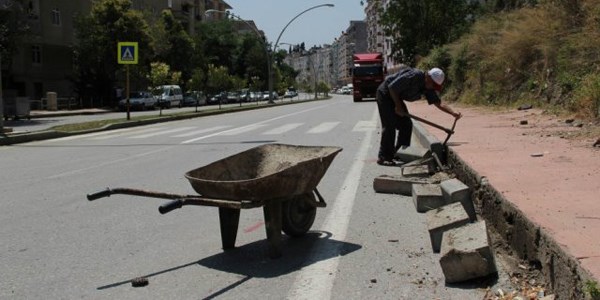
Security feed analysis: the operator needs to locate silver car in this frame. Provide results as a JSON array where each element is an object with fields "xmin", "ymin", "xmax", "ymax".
[{"xmin": 118, "ymin": 91, "xmax": 156, "ymax": 111}]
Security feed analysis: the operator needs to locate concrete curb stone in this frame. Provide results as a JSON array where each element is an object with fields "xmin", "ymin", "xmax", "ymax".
[
  {"xmin": 426, "ymin": 201, "xmax": 471, "ymax": 253},
  {"xmin": 439, "ymin": 220, "xmax": 497, "ymax": 283},
  {"xmin": 412, "ymin": 183, "xmax": 444, "ymax": 213}
]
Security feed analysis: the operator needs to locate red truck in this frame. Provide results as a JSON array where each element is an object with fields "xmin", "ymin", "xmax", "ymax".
[{"xmin": 351, "ymin": 53, "xmax": 386, "ymax": 102}]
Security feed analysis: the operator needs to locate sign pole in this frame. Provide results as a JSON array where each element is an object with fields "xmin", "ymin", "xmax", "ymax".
[
  {"xmin": 117, "ymin": 42, "xmax": 138, "ymax": 121},
  {"xmin": 126, "ymin": 65, "xmax": 130, "ymax": 120}
]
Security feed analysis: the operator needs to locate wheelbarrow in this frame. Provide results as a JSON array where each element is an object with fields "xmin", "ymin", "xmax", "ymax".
[{"xmin": 87, "ymin": 143, "xmax": 342, "ymax": 259}]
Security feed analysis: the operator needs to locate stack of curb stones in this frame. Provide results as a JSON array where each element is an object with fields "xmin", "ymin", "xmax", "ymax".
[{"xmin": 373, "ymin": 122, "xmax": 497, "ymax": 284}]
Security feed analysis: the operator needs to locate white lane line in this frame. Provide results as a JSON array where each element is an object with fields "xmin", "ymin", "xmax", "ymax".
[
  {"xmin": 32, "ymin": 126, "xmax": 156, "ymax": 143},
  {"xmin": 171, "ymin": 125, "xmax": 231, "ymax": 137},
  {"xmin": 306, "ymin": 122, "xmax": 340, "ymax": 134},
  {"xmin": 219, "ymin": 124, "xmax": 267, "ymax": 136},
  {"xmin": 129, "ymin": 127, "xmax": 197, "ymax": 139},
  {"xmin": 91, "ymin": 127, "xmax": 164, "ymax": 140},
  {"xmin": 352, "ymin": 120, "xmax": 377, "ymax": 132},
  {"xmin": 287, "ymin": 107, "xmax": 378, "ymax": 300},
  {"xmin": 261, "ymin": 123, "xmax": 303, "ymax": 135},
  {"xmin": 181, "ymin": 104, "xmax": 332, "ymax": 144}
]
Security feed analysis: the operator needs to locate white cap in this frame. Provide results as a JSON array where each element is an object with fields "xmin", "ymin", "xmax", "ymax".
[{"xmin": 428, "ymin": 68, "xmax": 445, "ymax": 85}]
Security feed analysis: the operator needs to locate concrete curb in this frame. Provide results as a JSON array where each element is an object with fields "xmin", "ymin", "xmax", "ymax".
[{"xmin": 413, "ymin": 121, "xmax": 444, "ymax": 163}]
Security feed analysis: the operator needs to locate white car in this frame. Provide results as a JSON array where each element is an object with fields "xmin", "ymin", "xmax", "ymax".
[
  {"xmin": 262, "ymin": 91, "xmax": 278, "ymax": 101},
  {"xmin": 118, "ymin": 91, "xmax": 156, "ymax": 111},
  {"xmin": 284, "ymin": 90, "xmax": 298, "ymax": 98},
  {"xmin": 154, "ymin": 85, "xmax": 183, "ymax": 108}
]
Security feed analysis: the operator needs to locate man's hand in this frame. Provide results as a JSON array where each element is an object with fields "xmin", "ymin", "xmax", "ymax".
[{"xmin": 454, "ymin": 112, "xmax": 462, "ymax": 120}]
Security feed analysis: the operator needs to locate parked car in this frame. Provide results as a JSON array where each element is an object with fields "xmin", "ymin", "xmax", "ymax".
[
  {"xmin": 118, "ymin": 91, "xmax": 156, "ymax": 111},
  {"xmin": 261, "ymin": 91, "xmax": 278, "ymax": 101},
  {"xmin": 182, "ymin": 91, "xmax": 206, "ymax": 107},
  {"xmin": 207, "ymin": 91, "xmax": 227, "ymax": 105},
  {"xmin": 249, "ymin": 91, "xmax": 260, "ymax": 102},
  {"xmin": 153, "ymin": 85, "xmax": 183, "ymax": 108},
  {"xmin": 226, "ymin": 92, "xmax": 241, "ymax": 103},
  {"xmin": 283, "ymin": 89, "xmax": 298, "ymax": 98}
]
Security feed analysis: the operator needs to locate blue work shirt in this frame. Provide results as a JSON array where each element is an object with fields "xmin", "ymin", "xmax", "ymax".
[{"xmin": 379, "ymin": 68, "xmax": 440, "ymax": 105}]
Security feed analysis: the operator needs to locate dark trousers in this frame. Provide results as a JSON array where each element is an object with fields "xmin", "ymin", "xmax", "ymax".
[{"xmin": 376, "ymin": 90, "xmax": 413, "ymax": 161}]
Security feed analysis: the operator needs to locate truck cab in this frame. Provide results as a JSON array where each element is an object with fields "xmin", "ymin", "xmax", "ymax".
[{"xmin": 351, "ymin": 53, "xmax": 386, "ymax": 102}]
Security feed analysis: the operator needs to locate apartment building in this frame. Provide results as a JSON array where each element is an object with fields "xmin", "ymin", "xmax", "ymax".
[
  {"xmin": 2, "ymin": 0, "xmax": 231, "ymax": 105},
  {"xmin": 364, "ymin": 0, "xmax": 402, "ymax": 74}
]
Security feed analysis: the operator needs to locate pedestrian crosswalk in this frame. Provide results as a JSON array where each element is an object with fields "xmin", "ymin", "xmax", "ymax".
[{"xmin": 48, "ymin": 120, "xmax": 378, "ymax": 143}]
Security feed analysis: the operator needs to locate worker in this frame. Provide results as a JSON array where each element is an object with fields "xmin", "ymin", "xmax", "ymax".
[{"xmin": 376, "ymin": 67, "xmax": 462, "ymax": 166}]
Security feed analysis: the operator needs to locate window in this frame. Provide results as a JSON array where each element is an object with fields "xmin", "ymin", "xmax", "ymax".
[
  {"xmin": 32, "ymin": 45, "xmax": 41, "ymax": 64},
  {"xmin": 51, "ymin": 8, "xmax": 61, "ymax": 25}
]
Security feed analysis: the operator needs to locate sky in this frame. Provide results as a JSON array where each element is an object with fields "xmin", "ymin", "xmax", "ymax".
[{"xmin": 224, "ymin": 0, "xmax": 366, "ymax": 48}]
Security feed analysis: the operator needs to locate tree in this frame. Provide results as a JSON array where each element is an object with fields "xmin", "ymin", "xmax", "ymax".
[
  {"xmin": 188, "ymin": 68, "xmax": 207, "ymax": 93},
  {"xmin": 0, "ymin": 0, "xmax": 29, "ymax": 66},
  {"xmin": 148, "ymin": 62, "xmax": 181, "ymax": 88},
  {"xmin": 380, "ymin": 0, "xmax": 475, "ymax": 65},
  {"xmin": 72, "ymin": 0, "xmax": 152, "ymax": 107},
  {"xmin": 206, "ymin": 64, "xmax": 232, "ymax": 95},
  {"xmin": 153, "ymin": 10, "xmax": 194, "ymax": 86},
  {"xmin": 194, "ymin": 20, "xmax": 239, "ymax": 73}
]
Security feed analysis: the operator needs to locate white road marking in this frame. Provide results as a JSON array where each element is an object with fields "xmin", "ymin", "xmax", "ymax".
[
  {"xmin": 171, "ymin": 125, "xmax": 231, "ymax": 137},
  {"xmin": 219, "ymin": 124, "xmax": 267, "ymax": 136},
  {"xmin": 91, "ymin": 127, "xmax": 164, "ymax": 140},
  {"xmin": 129, "ymin": 127, "xmax": 196, "ymax": 138},
  {"xmin": 180, "ymin": 104, "xmax": 331, "ymax": 144},
  {"xmin": 352, "ymin": 120, "xmax": 377, "ymax": 132},
  {"xmin": 261, "ymin": 123, "xmax": 303, "ymax": 135},
  {"xmin": 287, "ymin": 107, "xmax": 378, "ymax": 300},
  {"xmin": 306, "ymin": 122, "xmax": 340, "ymax": 134}
]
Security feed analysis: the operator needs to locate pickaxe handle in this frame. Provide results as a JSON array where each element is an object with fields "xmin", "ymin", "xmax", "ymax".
[{"xmin": 408, "ymin": 113, "xmax": 454, "ymax": 135}]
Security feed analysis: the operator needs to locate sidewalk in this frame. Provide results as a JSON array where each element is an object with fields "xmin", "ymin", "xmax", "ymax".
[{"xmin": 408, "ymin": 101, "xmax": 600, "ymax": 291}]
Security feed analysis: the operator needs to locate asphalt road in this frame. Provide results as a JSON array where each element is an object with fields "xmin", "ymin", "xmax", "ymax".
[{"xmin": 0, "ymin": 95, "xmax": 488, "ymax": 299}]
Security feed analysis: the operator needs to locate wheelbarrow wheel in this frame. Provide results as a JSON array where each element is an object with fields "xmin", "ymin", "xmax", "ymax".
[{"xmin": 281, "ymin": 193, "xmax": 317, "ymax": 237}]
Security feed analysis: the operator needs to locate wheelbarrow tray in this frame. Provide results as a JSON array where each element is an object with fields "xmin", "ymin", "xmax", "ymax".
[{"xmin": 185, "ymin": 143, "xmax": 342, "ymax": 201}]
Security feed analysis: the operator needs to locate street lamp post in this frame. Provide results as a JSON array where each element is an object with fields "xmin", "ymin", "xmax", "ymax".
[
  {"xmin": 269, "ymin": 4, "xmax": 334, "ymax": 103},
  {"xmin": 206, "ymin": 4, "xmax": 334, "ymax": 104}
]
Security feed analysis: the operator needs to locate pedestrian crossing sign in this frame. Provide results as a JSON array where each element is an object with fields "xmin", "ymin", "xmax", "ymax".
[{"xmin": 117, "ymin": 42, "xmax": 138, "ymax": 64}]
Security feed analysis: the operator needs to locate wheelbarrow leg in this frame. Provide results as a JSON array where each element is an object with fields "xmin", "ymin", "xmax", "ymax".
[
  {"xmin": 218, "ymin": 208, "xmax": 240, "ymax": 250},
  {"xmin": 263, "ymin": 199, "xmax": 283, "ymax": 259}
]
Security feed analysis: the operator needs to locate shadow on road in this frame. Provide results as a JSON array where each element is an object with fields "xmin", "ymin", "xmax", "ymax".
[{"xmin": 96, "ymin": 231, "xmax": 361, "ymax": 293}]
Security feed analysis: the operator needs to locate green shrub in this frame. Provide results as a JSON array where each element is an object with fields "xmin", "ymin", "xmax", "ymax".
[
  {"xmin": 586, "ymin": 280, "xmax": 600, "ymax": 300},
  {"xmin": 572, "ymin": 73, "xmax": 600, "ymax": 118}
]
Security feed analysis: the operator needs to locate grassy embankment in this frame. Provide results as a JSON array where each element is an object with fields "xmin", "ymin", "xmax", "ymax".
[{"xmin": 420, "ymin": 0, "xmax": 600, "ymax": 121}]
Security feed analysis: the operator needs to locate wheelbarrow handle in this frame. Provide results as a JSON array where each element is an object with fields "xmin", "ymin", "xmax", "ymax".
[
  {"xmin": 87, "ymin": 187, "xmax": 195, "ymax": 201},
  {"xmin": 159, "ymin": 199, "xmax": 184, "ymax": 214},
  {"xmin": 87, "ymin": 188, "xmax": 112, "ymax": 201}
]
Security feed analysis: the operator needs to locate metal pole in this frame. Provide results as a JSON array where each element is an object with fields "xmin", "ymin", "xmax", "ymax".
[
  {"xmin": 0, "ymin": 53, "xmax": 4, "ymax": 133},
  {"xmin": 270, "ymin": 4, "xmax": 334, "ymax": 104},
  {"xmin": 126, "ymin": 65, "xmax": 130, "ymax": 120}
]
